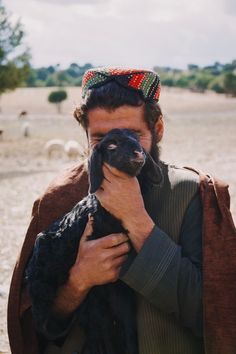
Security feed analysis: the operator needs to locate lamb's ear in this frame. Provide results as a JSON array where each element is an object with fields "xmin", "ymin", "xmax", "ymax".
[
  {"xmin": 88, "ymin": 148, "xmax": 103, "ymax": 194},
  {"xmin": 142, "ymin": 152, "xmax": 163, "ymax": 186}
]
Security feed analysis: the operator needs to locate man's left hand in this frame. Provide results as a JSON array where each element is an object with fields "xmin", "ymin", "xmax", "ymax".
[{"xmin": 95, "ymin": 164, "xmax": 155, "ymax": 252}]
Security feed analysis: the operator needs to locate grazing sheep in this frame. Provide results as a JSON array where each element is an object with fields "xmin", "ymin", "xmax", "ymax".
[
  {"xmin": 26, "ymin": 128, "xmax": 163, "ymax": 354},
  {"xmin": 64, "ymin": 140, "xmax": 84, "ymax": 160},
  {"xmin": 44, "ymin": 139, "xmax": 65, "ymax": 159},
  {"xmin": 18, "ymin": 110, "xmax": 28, "ymax": 119},
  {"xmin": 21, "ymin": 122, "xmax": 30, "ymax": 138}
]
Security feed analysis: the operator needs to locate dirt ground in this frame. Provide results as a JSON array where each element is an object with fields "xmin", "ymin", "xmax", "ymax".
[{"xmin": 0, "ymin": 87, "xmax": 236, "ymax": 353}]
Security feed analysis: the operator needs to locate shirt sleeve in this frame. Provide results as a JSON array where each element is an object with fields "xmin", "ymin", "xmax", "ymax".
[{"xmin": 119, "ymin": 191, "xmax": 203, "ymax": 338}]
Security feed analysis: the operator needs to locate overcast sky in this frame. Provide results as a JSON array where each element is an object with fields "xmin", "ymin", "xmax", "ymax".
[{"xmin": 5, "ymin": 0, "xmax": 236, "ymax": 70}]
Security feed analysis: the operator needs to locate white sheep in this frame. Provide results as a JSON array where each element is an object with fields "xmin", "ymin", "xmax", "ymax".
[
  {"xmin": 44, "ymin": 139, "xmax": 65, "ymax": 159},
  {"xmin": 22, "ymin": 122, "xmax": 30, "ymax": 138},
  {"xmin": 64, "ymin": 140, "xmax": 84, "ymax": 160}
]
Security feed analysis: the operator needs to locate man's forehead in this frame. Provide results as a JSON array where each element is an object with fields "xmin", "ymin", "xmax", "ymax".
[{"xmin": 87, "ymin": 105, "xmax": 146, "ymax": 133}]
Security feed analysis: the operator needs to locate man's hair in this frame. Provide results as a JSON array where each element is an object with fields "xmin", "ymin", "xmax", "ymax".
[{"xmin": 73, "ymin": 81, "xmax": 163, "ymax": 132}]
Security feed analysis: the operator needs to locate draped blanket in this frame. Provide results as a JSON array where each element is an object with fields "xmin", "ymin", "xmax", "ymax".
[{"xmin": 7, "ymin": 163, "xmax": 236, "ymax": 354}]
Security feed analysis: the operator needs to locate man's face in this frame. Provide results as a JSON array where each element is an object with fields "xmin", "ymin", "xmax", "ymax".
[{"xmin": 87, "ymin": 105, "xmax": 153, "ymax": 152}]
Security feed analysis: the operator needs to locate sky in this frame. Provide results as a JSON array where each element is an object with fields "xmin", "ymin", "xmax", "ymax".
[{"xmin": 5, "ymin": 0, "xmax": 236, "ymax": 70}]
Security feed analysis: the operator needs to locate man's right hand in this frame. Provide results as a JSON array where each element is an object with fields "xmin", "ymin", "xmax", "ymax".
[
  {"xmin": 69, "ymin": 217, "xmax": 131, "ymax": 294},
  {"xmin": 52, "ymin": 217, "xmax": 130, "ymax": 319}
]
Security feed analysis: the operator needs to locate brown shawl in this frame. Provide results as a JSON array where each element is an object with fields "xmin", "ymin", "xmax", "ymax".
[{"xmin": 7, "ymin": 163, "xmax": 236, "ymax": 354}]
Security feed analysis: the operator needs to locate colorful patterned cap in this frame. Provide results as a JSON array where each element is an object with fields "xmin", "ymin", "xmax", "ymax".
[{"xmin": 82, "ymin": 67, "xmax": 161, "ymax": 101}]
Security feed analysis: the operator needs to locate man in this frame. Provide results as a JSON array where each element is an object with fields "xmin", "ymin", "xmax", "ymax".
[{"xmin": 8, "ymin": 68, "xmax": 205, "ymax": 354}]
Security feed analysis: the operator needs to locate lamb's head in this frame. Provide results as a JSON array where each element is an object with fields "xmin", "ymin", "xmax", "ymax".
[{"xmin": 89, "ymin": 128, "xmax": 163, "ymax": 193}]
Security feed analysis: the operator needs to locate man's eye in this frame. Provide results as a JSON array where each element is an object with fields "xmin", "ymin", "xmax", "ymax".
[{"xmin": 107, "ymin": 144, "xmax": 117, "ymax": 150}]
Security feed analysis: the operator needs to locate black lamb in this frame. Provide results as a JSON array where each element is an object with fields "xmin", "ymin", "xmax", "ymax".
[{"xmin": 25, "ymin": 128, "xmax": 163, "ymax": 354}]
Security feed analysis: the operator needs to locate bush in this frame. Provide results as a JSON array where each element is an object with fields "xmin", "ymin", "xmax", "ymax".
[
  {"xmin": 175, "ymin": 76, "xmax": 190, "ymax": 88},
  {"xmin": 48, "ymin": 90, "xmax": 68, "ymax": 113},
  {"xmin": 162, "ymin": 77, "xmax": 175, "ymax": 87},
  {"xmin": 208, "ymin": 77, "xmax": 225, "ymax": 93},
  {"xmin": 223, "ymin": 73, "xmax": 236, "ymax": 97},
  {"xmin": 46, "ymin": 77, "xmax": 58, "ymax": 87},
  {"xmin": 192, "ymin": 74, "xmax": 212, "ymax": 91}
]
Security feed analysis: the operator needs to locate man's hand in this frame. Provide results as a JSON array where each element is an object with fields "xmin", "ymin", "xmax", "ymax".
[
  {"xmin": 69, "ymin": 217, "xmax": 130, "ymax": 293},
  {"xmin": 53, "ymin": 218, "xmax": 130, "ymax": 318},
  {"xmin": 95, "ymin": 164, "xmax": 155, "ymax": 252}
]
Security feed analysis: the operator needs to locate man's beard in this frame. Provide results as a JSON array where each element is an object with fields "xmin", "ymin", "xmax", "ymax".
[{"xmin": 150, "ymin": 130, "xmax": 161, "ymax": 164}]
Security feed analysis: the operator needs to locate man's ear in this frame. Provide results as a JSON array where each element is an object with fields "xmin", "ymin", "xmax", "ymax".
[
  {"xmin": 155, "ymin": 116, "xmax": 164, "ymax": 143},
  {"xmin": 88, "ymin": 148, "xmax": 103, "ymax": 194}
]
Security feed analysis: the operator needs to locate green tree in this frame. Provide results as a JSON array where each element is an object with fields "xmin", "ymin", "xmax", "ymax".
[
  {"xmin": 188, "ymin": 64, "xmax": 199, "ymax": 71},
  {"xmin": 26, "ymin": 68, "xmax": 37, "ymax": 87},
  {"xmin": 47, "ymin": 65, "xmax": 56, "ymax": 74},
  {"xmin": 223, "ymin": 73, "xmax": 236, "ymax": 97},
  {"xmin": 175, "ymin": 76, "xmax": 190, "ymax": 88},
  {"xmin": 45, "ymin": 76, "xmax": 58, "ymax": 87},
  {"xmin": 48, "ymin": 89, "xmax": 68, "ymax": 113},
  {"xmin": 0, "ymin": 1, "xmax": 30, "ymax": 96},
  {"xmin": 192, "ymin": 74, "xmax": 212, "ymax": 92},
  {"xmin": 208, "ymin": 76, "xmax": 225, "ymax": 94},
  {"xmin": 162, "ymin": 77, "xmax": 175, "ymax": 87},
  {"xmin": 36, "ymin": 67, "xmax": 49, "ymax": 81},
  {"xmin": 56, "ymin": 71, "xmax": 70, "ymax": 86},
  {"xmin": 67, "ymin": 63, "xmax": 81, "ymax": 78},
  {"xmin": 223, "ymin": 60, "xmax": 236, "ymax": 73},
  {"xmin": 75, "ymin": 77, "xmax": 83, "ymax": 86}
]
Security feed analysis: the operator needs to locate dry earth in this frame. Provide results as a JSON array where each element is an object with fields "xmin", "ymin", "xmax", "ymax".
[{"xmin": 0, "ymin": 87, "xmax": 236, "ymax": 353}]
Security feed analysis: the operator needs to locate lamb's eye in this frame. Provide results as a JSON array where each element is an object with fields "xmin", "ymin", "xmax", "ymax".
[{"xmin": 107, "ymin": 143, "xmax": 117, "ymax": 150}]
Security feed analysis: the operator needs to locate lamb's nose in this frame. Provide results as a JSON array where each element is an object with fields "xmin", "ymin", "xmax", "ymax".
[{"xmin": 134, "ymin": 150, "xmax": 144, "ymax": 160}]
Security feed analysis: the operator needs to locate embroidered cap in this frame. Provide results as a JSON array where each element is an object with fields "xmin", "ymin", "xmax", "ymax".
[{"xmin": 82, "ymin": 67, "xmax": 161, "ymax": 101}]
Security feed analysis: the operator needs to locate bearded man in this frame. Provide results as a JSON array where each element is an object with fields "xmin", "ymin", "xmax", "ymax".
[{"xmin": 8, "ymin": 68, "xmax": 205, "ymax": 354}]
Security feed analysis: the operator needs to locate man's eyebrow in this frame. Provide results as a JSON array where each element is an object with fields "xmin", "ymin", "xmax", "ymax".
[
  {"xmin": 130, "ymin": 129, "xmax": 141, "ymax": 134},
  {"xmin": 91, "ymin": 129, "xmax": 141, "ymax": 138}
]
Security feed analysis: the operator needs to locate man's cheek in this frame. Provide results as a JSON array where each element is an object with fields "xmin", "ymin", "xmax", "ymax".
[{"xmin": 140, "ymin": 138, "xmax": 152, "ymax": 152}]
